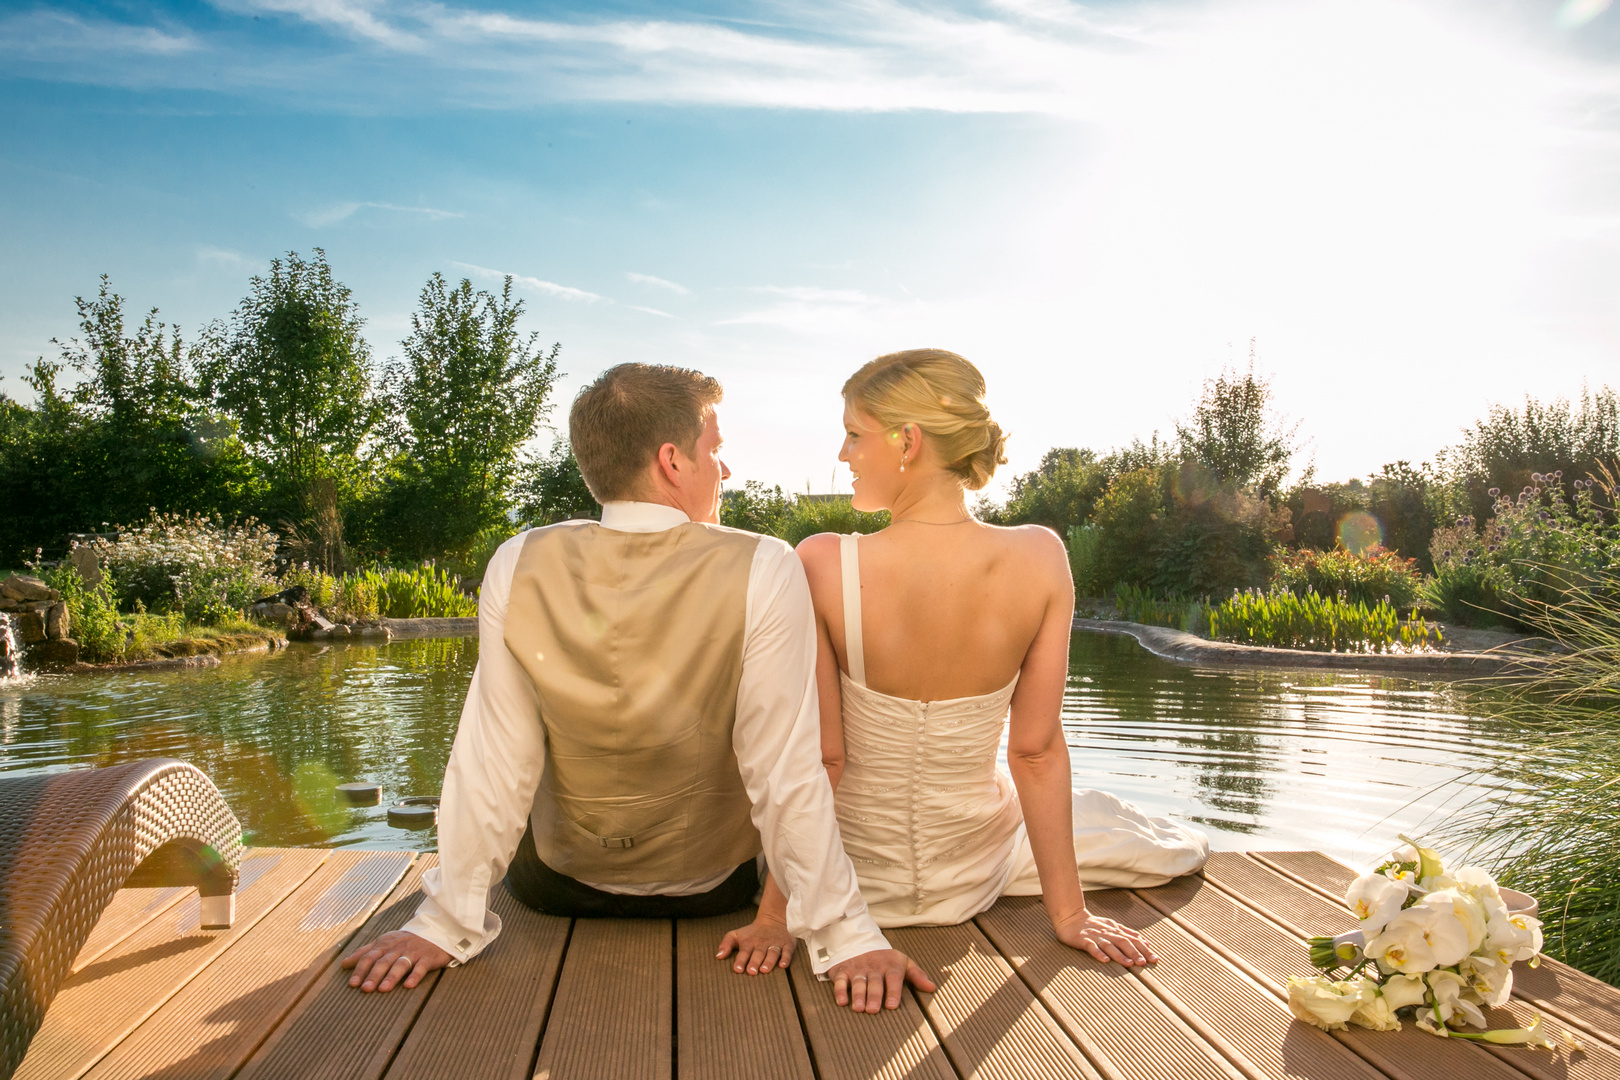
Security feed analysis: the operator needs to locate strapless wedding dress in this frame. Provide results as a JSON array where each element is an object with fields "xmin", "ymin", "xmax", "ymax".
[{"xmin": 832, "ymin": 534, "xmax": 1209, "ymax": 928}]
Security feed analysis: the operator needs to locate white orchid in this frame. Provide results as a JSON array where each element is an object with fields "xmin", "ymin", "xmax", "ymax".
[
  {"xmin": 1287, "ymin": 976, "xmax": 1375, "ymax": 1032},
  {"xmin": 1379, "ymin": 973, "xmax": 1430, "ymax": 1011},
  {"xmin": 1459, "ymin": 953, "xmax": 1514, "ymax": 1007},
  {"xmin": 1426, "ymin": 970, "xmax": 1488, "ymax": 1029},
  {"xmin": 1346, "ymin": 873, "xmax": 1409, "ymax": 934},
  {"xmin": 1422, "ymin": 888, "xmax": 1489, "ymax": 955},
  {"xmin": 1349, "ymin": 981, "xmax": 1404, "ymax": 1032},
  {"xmin": 1366, "ymin": 901, "xmax": 1472, "ymax": 973},
  {"xmin": 1484, "ymin": 910, "xmax": 1543, "ymax": 966}
]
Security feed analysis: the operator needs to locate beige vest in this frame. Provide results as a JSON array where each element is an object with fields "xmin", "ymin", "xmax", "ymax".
[{"xmin": 505, "ymin": 520, "xmax": 764, "ymax": 883}]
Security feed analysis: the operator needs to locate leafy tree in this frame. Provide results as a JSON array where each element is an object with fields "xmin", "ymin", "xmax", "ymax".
[
  {"xmin": 378, "ymin": 274, "xmax": 561, "ymax": 557},
  {"xmin": 1446, "ymin": 386, "xmax": 1620, "ymax": 524},
  {"xmin": 206, "ymin": 249, "xmax": 381, "ymax": 531},
  {"xmin": 1176, "ymin": 356, "xmax": 1299, "ymax": 498},
  {"xmin": 721, "ymin": 481, "xmax": 791, "ymax": 536},
  {"xmin": 514, "ymin": 439, "xmax": 598, "ymax": 525}
]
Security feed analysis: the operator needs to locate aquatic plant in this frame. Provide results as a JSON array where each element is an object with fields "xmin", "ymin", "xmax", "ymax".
[
  {"xmin": 1205, "ymin": 588, "xmax": 1439, "ymax": 653},
  {"xmin": 349, "ymin": 564, "xmax": 477, "ymax": 619},
  {"xmin": 1111, "ymin": 584, "xmax": 1208, "ymax": 635}
]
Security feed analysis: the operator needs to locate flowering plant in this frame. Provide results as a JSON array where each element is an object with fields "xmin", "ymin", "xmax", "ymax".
[{"xmin": 1287, "ymin": 837, "xmax": 1578, "ymax": 1050}]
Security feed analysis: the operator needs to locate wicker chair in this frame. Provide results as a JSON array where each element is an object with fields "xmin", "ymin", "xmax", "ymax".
[{"xmin": 0, "ymin": 759, "xmax": 243, "ymax": 1079}]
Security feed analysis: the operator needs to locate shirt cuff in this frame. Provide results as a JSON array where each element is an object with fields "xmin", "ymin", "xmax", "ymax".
[
  {"xmin": 400, "ymin": 887, "xmax": 503, "ymax": 966},
  {"xmin": 803, "ymin": 912, "xmax": 890, "ymax": 976}
]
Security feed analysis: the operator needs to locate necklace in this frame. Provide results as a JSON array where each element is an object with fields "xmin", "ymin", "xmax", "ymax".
[{"xmin": 891, "ymin": 515, "xmax": 976, "ymax": 526}]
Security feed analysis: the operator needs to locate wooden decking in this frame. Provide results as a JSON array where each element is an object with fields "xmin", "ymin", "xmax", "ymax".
[{"xmin": 15, "ymin": 849, "xmax": 1614, "ymax": 1080}]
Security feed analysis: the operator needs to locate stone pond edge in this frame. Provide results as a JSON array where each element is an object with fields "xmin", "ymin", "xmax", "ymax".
[{"xmin": 1073, "ymin": 618, "xmax": 1534, "ymax": 677}]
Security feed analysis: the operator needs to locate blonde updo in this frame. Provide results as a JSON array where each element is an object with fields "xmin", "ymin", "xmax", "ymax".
[{"xmin": 842, "ymin": 348, "xmax": 1008, "ymax": 490}]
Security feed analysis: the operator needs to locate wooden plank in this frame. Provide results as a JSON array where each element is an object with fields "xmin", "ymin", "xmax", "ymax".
[
  {"xmin": 71, "ymin": 886, "xmax": 191, "ymax": 974},
  {"xmin": 385, "ymin": 883, "xmax": 570, "ymax": 1080},
  {"xmin": 784, "ymin": 943, "xmax": 956, "ymax": 1080},
  {"xmin": 1080, "ymin": 888, "xmax": 1387, "ymax": 1080},
  {"xmin": 1131, "ymin": 874, "xmax": 1528, "ymax": 1080},
  {"xmin": 1250, "ymin": 851, "xmax": 1620, "ymax": 1049},
  {"xmin": 1203, "ymin": 854, "xmax": 1620, "ymax": 1080},
  {"xmin": 234, "ymin": 855, "xmax": 440, "ymax": 1080},
  {"xmin": 14, "ymin": 848, "xmax": 329, "ymax": 1080},
  {"xmin": 675, "ymin": 910, "xmax": 814, "ymax": 1080},
  {"xmin": 974, "ymin": 896, "xmax": 1247, "ymax": 1080},
  {"xmin": 82, "ymin": 849, "xmax": 415, "ymax": 1080},
  {"xmin": 533, "ymin": 918, "xmax": 671, "ymax": 1080},
  {"xmin": 888, "ymin": 922, "xmax": 1099, "ymax": 1080}
]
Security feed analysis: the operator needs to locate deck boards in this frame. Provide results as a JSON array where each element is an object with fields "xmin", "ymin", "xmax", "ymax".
[{"xmin": 14, "ymin": 849, "xmax": 1611, "ymax": 1080}]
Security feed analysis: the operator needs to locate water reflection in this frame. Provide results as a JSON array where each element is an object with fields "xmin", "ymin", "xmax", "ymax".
[{"xmin": 0, "ymin": 632, "xmax": 1518, "ymax": 866}]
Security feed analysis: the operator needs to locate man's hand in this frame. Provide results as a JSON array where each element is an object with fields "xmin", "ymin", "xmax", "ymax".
[
  {"xmin": 341, "ymin": 930, "xmax": 452, "ymax": 992},
  {"xmin": 1052, "ymin": 910, "xmax": 1158, "ymax": 966},
  {"xmin": 826, "ymin": 949, "xmax": 936, "ymax": 1013},
  {"xmin": 716, "ymin": 915, "xmax": 796, "ymax": 975}
]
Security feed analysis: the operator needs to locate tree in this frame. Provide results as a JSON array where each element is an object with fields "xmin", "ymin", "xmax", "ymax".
[
  {"xmin": 1446, "ymin": 386, "xmax": 1620, "ymax": 525},
  {"xmin": 378, "ymin": 274, "xmax": 561, "ymax": 557},
  {"xmin": 206, "ymin": 249, "xmax": 381, "ymax": 541},
  {"xmin": 1176, "ymin": 352, "xmax": 1299, "ymax": 498},
  {"xmin": 514, "ymin": 439, "xmax": 598, "ymax": 525}
]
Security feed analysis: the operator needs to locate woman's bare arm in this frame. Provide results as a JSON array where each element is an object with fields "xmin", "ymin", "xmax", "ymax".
[{"xmin": 1004, "ymin": 529, "xmax": 1158, "ymax": 966}]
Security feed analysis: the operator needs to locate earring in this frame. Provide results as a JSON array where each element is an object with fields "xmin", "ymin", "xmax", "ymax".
[{"xmin": 900, "ymin": 458, "xmax": 906, "ymax": 473}]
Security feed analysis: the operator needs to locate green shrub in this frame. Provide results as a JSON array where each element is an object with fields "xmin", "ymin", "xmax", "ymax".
[
  {"xmin": 1271, "ymin": 545, "xmax": 1423, "ymax": 609},
  {"xmin": 1111, "ymin": 584, "xmax": 1208, "ymax": 635},
  {"xmin": 1205, "ymin": 588, "xmax": 1439, "ymax": 653},
  {"xmin": 721, "ymin": 482, "xmax": 793, "ymax": 536},
  {"xmin": 1066, "ymin": 525, "xmax": 1102, "ymax": 597},
  {"xmin": 40, "ymin": 562, "xmax": 126, "ymax": 663}
]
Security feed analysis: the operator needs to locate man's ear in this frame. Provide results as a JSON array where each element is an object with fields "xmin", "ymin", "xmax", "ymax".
[{"xmin": 655, "ymin": 442, "xmax": 684, "ymax": 488}]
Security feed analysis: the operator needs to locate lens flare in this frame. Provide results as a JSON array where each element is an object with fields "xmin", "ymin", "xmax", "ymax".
[{"xmin": 1338, "ymin": 511, "xmax": 1383, "ymax": 554}]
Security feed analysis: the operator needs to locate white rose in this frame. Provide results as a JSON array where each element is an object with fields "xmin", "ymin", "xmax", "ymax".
[
  {"xmin": 1421, "ymin": 889, "xmax": 1488, "ymax": 955},
  {"xmin": 1348, "ymin": 978, "xmax": 1403, "ymax": 1032},
  {"xmin": 1346, "ymin": 873, "xmax": 1409, "ymax": 934},
  {"xmin": 1366, "ymin": 902, "xmax": 1471, "ymax": 974},
  {"xmin": 1458, "ymin": 954, "xmax": 1514, "ymax": 1007},
  {"xmin": 1379, "ymin": 973, "xmax": 1430, "ymax": 1011},
  {"xmin": 1287, "ymin": 976, "xmax": 1373, "ymax": 1032},
  {"xmin": 1427, "ymin": 970, "xmax": 1487, "ymax": 1030}
]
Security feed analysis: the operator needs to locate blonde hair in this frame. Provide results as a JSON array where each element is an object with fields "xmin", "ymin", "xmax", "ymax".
[{"xmin": 842, "ymin": 349, "xmax": 1008, "ymax": 490}]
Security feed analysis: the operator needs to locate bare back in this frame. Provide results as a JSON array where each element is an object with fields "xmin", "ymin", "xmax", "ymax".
[{"xmin": 799, "ymin": 521, "xmax": 1072, "ymax": 702}]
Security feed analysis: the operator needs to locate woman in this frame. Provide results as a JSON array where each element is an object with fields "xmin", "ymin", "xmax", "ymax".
[{"xmin": 720, "ymin": 349, "xmax": 1207, "ymax": 976}]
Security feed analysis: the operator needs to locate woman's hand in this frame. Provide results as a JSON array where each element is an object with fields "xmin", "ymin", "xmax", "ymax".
[
  {"xmin": 716, "ymin": 914, "xmax": 796, "ymax": 975},
  {"xmin": 1051, "ymin": 909, "xmax": 1159, "ymax": 966}
]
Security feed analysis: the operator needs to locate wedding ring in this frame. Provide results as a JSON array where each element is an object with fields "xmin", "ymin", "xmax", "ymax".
[{"xmin": 766, "ymin": 945, "xmax": 781, "ymax": 952}]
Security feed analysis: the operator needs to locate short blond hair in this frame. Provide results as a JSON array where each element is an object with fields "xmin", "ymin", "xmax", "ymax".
[
  {"xmin": 569, "ymin": 363, "xmax": 723, "ymax": 502},
  {"xmin": 842, "ymin": 349, "xmax": 1008, "ymax": 490}
]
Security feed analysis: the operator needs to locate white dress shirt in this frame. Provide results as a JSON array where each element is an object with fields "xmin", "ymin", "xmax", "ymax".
[{"xmin": 402, "ymin": 500, "xmax": 890, "ymax": 974}]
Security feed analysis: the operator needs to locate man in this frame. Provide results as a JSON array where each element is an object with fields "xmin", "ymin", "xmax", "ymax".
[{"xmin": 342, "ymin": 363, "xmax": 933, "ymax": 1013}]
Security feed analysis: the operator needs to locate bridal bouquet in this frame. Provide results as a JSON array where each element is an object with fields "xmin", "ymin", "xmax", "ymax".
[{"xmin": 1286, "ymin": 837, "xmax": 1577, "ymax": 1050}]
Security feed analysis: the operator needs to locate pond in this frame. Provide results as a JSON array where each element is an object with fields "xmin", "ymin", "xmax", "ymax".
[{"xmin": 0, "ymin": 632, "xmax": 1516, "ymax": 868}]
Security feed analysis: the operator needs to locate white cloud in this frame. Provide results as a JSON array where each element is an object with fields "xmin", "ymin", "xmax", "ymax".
[
  {"xmin": 625, "ymin": 305, "xmax": 675, "ymax": 318},
  {"xmin": 454, "ymin": 261, "xmax": 605, "ymax": 302},
  {"xmin": 297, "ymin": 201, "xmax": 465, "ymax": 227},
  {"xmin": 195, "ymin": 245, "xmax": 261, "ymax": 269},
  {"xmin": 0, "ymin": 9, "xmax": 198, "ymax": 57},
  {"xmin": 625, "ymin": 271, "xmax": 689, "ymax": 294}
]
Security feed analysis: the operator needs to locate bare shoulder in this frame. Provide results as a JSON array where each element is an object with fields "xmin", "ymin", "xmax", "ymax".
[
  {"xmin": 794, "ymin": 531, "xmax": 843, "ymax": 581},
  {"xmin": 983, "ymin": 522, "xmax": 1071, "ymax": 584}
]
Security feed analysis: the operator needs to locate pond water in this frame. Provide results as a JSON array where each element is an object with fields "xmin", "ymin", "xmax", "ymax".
[{"xmin": 0, "ymin": 632, "xmax": 1516, "ymax": 868}]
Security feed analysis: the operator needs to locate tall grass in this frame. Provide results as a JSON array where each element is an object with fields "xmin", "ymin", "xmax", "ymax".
[
  {"xmin": 1111, "ymin": 584, "xmax": 1208, "ymax": 635},
  {"xmin": 1206, "ymin": 588, "xmax": 1440, "ymax": 653},
  {"xmin": 1439, "ymin": 564, "xmax": 1620, "ymax": 984},
  {"xmin": 278, "ymin": 562, "xmax": 477, "ymax": 620}
]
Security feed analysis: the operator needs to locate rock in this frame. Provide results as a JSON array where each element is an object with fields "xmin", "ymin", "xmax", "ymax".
[
  {"xmin": 28, "ymin": 638, "xmax": 80, "ymax": 666},
  {"xmin": 249, "ymin": 601, "xmax": 297, "ymax": 623},
  {"xmin": 1, "ymin": 574, "xmax": 56, "ymax": 602},
  {"xmin": 16, "ymin": 611, "xmax": 46, "ymax": 645},
  {"xmin": 45, "ymin": 602, "xmax": 69, "ymax": 640},
  {"xmin": 69, "ymin": 545, "xmax": 102, "ymax": 589}
]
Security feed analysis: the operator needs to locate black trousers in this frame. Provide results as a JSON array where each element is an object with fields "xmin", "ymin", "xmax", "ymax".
[{"xmin": 503, "ymin": 818, "xmax": 759, "ymax": 919}]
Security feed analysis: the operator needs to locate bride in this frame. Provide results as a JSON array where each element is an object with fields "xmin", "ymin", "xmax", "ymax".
[{"xmin": 721, "ymin": 348, "xmax": 1208, "ymax": 983}]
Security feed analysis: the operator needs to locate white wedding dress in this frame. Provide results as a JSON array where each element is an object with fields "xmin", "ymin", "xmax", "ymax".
[{"xmin": 832, "ymin": 534, "xmax": 1210, "ymax": 928}]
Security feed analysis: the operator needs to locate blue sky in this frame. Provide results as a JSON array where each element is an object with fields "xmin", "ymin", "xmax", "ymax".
[{"xmin": 2, "ymin": 0, "xmax": 1618, "ymax": 495}]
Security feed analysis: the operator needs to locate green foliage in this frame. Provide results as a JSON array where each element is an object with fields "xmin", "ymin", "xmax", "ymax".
[
  {"xmin": 1440, "ymin": 563, "xmax": 1620, "ymax": 984},
  {"xmin": 205, "ymin": 249, "xmax": 382, "ymax": 529},
  {"xmin": 377, "ymin": 275, "xmax": 560, "ymax": 558},
  {"xmin": 1111, "ymin": 584, "xmax": 1208, "ymax": 635},
  {"xmin": 721, "ymin": 482, "xmax": 793, "ymax": 535},
  {"xmin": 1286, "ymin": 462, "xmax": 1448, "ymax": 571},
  {"xmin": 719, "ymin": 488, "xmax": 888, "ymax": 544},
  {"xmin": 442, "ymin": 524, "xmax": 519, "ymax": 584},
  {"xmin": 1066, "ymin": 525, "xmax": 1102, "ymax": 597},
  {"xmin": 1206, "ymin": 588, "xmax": 1439, "ymax": 653},
  {"xmin": 349, "ymin": 564, "xmax": 478, "ymax": 619},
  {"xmin": 1087, "ymin": 467, "xmax": 1166, "ymax": 589},
  {"xmin": 1271, "ymin": 545, "xmax": 1423, "ymax": 609},
  {"xmin": 1175, "ymin": 354, "xmax": 1299, "ymax": 498},
  {"xmin": 89, "ymin": 511, "xmax": 278, "ymax": 625},
  {"xmin": 515, "ymin": 440, "xmax": 599, "ymax": 525},
  {"xmin": 40, "ymin": 562, "xmax": 125, "ymax": 663}
]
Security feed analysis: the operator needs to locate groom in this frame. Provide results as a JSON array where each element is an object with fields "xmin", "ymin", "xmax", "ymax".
[{"xmin": 342, "ymin": 362, "xmax": 932, "ymax": 1012}]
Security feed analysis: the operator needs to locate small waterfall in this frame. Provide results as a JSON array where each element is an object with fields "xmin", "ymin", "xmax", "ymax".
[{"xmin": 0, "ymin": 613, "xmax": 20, "ymax": 680}]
